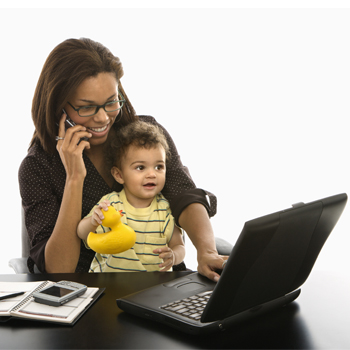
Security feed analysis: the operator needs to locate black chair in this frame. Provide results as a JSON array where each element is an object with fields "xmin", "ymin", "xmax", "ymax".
[{"xmin": 8, "ymin": 208, "xmax": 233, "ymax": 274}]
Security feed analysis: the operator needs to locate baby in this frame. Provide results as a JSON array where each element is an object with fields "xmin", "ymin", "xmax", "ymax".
[{"xmin": 77, "ymin": 121, "xmax": 185, "ymax": 272}]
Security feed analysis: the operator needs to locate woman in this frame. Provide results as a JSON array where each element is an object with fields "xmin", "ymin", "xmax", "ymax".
[{"xmin": 19, "ymin": 38, "xmax": 226, "ymax": 281}]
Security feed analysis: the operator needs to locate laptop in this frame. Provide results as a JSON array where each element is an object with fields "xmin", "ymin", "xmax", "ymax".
[{"xmin": 117, "ymin": 193, "xmax": 347, "ymax": 335}]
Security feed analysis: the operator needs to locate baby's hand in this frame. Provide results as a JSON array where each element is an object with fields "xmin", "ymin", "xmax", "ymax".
[
  {"xmin": 91, "ymin": 200, "xmax": 110, "ymax": 226},
  {"xmin": 153, "ymin": 247, "xmax": 175, "ymax": 272}
]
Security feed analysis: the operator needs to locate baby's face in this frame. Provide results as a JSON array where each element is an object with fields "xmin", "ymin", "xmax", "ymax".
[{"xmin": 115, "ymin": 144, "xmax": 166, "ymax": 208}]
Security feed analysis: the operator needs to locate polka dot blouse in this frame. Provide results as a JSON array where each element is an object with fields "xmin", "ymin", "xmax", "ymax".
[{"xmin": 18, "ymin": 115, "xmax": 217, "ymax": 273}]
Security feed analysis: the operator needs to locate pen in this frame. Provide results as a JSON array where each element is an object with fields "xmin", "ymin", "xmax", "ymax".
[{"xmin": 0, "ymin": 292, "xmax": 25, "ymax": 301}]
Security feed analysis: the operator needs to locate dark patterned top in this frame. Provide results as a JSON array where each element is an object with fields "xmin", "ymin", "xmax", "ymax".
[{"xmin": 18, "ymin": 115, "xmax": 217, "ymax": 273}]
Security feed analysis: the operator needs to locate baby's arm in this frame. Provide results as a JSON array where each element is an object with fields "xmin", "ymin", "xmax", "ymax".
[
  {"xmin": 77, "ymin": 200, "xmax": 110, "ymax": 240},
  {"xmin": 154, "ymin": 226, "xmax": 185, "ymax": 271}
]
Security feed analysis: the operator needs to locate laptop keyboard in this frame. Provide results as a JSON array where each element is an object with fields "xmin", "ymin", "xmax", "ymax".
[{"xmin": 160, "ymin": 290, "xmax": 213, "ymax": 321}]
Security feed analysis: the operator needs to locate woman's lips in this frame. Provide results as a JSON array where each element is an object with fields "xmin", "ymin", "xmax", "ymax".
[
  {"xmin": 87, "ymin": 124, "xmax": 109, "ymax": 132},
  {"xmin": 88, "ymin": 125, "xmax": 108, "ymax": 132},
  {"xmin": 87, "ymin": 122, "xmax": 110, "ymax": 137}
]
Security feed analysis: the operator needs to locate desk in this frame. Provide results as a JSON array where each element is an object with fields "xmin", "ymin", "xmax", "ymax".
[{"xmin": 0, "ymin": 271, "xmax": 349, "ymax": 349}]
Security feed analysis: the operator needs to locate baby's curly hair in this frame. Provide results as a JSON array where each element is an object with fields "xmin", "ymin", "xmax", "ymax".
[{"xmin": 106, "ymin": 121, "xmax": 170, "ymax": 170}]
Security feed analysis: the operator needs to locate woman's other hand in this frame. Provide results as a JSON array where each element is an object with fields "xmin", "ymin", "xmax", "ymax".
[{"xmin": 197, "ymin": 251, "xmax": 229, "ymax": 283}]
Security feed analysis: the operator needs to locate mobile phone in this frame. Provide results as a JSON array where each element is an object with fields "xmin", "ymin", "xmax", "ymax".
[
  {"xmin": 33, "ymin": 281, "xmax": 87, "ymax": 307},
  {"xmin": 61, "ymin": 109, "xmax": 89, "ymax": 143}
]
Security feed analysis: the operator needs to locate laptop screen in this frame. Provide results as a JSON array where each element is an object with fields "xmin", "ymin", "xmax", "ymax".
[{"xmin": 202, "ymin": 193, "xmax": 347, "ymax": 322}]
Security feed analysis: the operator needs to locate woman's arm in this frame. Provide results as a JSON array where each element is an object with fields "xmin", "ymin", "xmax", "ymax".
[
  {"xmin": 44, "ymin": 177, "xmax": 84, "ymax": 272},
  {"xmin": 178, "ymin": 203, "xmax": 226, "ymax": 282},
  {"xmin": 19, "ymin": 152, "xmax": 84, "ymax": 273},
  {"xmin": 44, "ymin": 117, "xmax": 92, "ymax": 273},
  {"xmin": 20, "ymin": 115, "xmax": 92, "ymax": 273}
]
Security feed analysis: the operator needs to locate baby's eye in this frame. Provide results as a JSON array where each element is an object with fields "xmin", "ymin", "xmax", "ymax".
[
  {"xmin": 155, "ymin": 164, "xmax": 165, "ymax": 170},
  {"xmin": 136, "ymin": 165, "xmax": 144, "ymax": 171}
]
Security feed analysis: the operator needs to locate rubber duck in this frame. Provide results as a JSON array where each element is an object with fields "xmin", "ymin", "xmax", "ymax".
[{"xmin": 87, "ymin": 206, "xmax": 136, "ymax": 254}]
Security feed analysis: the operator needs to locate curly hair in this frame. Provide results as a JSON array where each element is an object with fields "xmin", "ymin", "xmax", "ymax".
[{"xmin": 106, "ymin": 121, "xmax": 171, "ymax": 170}]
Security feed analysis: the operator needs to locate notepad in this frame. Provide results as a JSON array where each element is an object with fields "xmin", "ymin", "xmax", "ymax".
[{"xmin": 0, "ymin": 281, "xmax": 104, "ymax": 325}]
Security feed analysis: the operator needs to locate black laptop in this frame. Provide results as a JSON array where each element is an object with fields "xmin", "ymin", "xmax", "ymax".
[{"xmin": 117, "ymin": 193, "xmax": 347, "ymax": 335}]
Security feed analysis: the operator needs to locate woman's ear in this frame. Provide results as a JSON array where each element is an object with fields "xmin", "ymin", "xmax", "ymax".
[{"xmin": 111, "ymin": 167, "xmax": 124, "ymax": 184}]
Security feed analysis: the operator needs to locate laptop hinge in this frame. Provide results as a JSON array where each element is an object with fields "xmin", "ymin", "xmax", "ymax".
[{"xmin": 292, "ymin": 202, "xmax": 304, "ymax": 208}]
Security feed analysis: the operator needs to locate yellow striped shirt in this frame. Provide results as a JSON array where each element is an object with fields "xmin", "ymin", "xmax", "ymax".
[{"xmin": 86, "ymin": 190, "xmax": 176, "ymax": 272}]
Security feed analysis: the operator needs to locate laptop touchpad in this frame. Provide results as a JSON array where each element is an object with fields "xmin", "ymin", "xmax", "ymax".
[{"xmin": 176, "ymin": 282, "xmax": 206, "ymax": 292}]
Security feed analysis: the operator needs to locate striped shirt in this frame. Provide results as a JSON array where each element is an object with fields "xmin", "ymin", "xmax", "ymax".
[{"xmin": 87, "ymin": 190, "xmax": 177, "ymax": 272}]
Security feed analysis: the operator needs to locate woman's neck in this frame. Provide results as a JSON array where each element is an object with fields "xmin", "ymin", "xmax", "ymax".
[{"xmin": 84, "ymin": 142, "xmax": 105, "ymax": 159}]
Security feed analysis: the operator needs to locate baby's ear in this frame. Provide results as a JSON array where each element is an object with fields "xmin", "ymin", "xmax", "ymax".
[{"xmin": 111, "ymin": 167, "xmax": 124, "ymax": 184}]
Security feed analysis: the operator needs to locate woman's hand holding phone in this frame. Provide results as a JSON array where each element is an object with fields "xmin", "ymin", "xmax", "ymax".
[{"xmin": 56, "ymin": 112, "xmax": 92, "ymax": 182}]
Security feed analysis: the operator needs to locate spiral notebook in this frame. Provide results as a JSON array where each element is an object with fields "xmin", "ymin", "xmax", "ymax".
[{"xmin": 0, "ymin": 281, "xmax": 104, "ymax": 325}]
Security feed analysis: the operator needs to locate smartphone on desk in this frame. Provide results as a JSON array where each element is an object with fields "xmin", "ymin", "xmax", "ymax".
[
  {"xmin": 33, "ymin": 281, "xmax": 87, "ymax": 307},
  {"xmin": 61, "ymin": 108, "xmax": 89, "ymax": 143}
]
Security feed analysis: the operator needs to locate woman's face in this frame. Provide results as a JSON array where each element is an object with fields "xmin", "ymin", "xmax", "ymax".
[{"xmin": 65, "ymin": 72, "xmax": 120, "ymax": 147}]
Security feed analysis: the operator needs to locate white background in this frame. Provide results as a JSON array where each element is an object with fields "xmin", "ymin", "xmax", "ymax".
[{"xmin": 0, "ymin": 1, "xmax": 349, "ymax": 274}]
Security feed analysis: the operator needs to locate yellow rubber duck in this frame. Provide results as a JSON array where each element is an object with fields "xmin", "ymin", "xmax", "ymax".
[{"xmin": 87, "ymin": 206, "xmax": 136, "ymax": 254}]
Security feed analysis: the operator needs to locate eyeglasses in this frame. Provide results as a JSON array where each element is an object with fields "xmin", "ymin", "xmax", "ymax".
[{"xmin": 67, "ymin": 91, "xmax": 125, "ymax": 117}]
